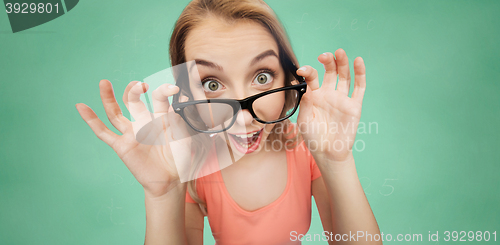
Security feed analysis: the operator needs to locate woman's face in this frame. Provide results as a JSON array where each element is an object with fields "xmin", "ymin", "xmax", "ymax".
[{"xmin": 184, "ymin": 17, "xmax": 286, "ymax": 155}]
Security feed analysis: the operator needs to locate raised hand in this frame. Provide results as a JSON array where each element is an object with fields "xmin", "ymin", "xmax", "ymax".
[
  {"xmin": 296, "ymin": 48, "xmax": 366, "ymax": 164},
  {"xmin": 76, "ymin": 80, "xmax": 190, "ymax": 198}
]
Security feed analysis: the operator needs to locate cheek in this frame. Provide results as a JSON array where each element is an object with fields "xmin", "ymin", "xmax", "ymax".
[{"xmin": 263, "ymin": 124, "xmax": 275, "ymax": 138}]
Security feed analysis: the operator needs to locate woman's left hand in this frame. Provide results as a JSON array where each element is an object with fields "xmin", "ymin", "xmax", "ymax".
[{"xmin": 296, "ymin": 48, "xmax": 366, "ymax": 164}]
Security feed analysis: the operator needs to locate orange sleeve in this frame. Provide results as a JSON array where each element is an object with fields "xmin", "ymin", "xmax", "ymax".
[
  {"xmin": 310, "ymin": 154, "xmax": 322, "ymax": 181},
  {"xmin": 185, "ymin": 188, "xmax": 197, "ymax": 203},
  {"xmin": 185, "ymin": 177, "xmax": 206, "ymax": 204}
]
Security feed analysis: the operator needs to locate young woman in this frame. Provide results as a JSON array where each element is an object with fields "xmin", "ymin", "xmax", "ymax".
[{"xmin": 75, "ymin": 0, "xmax": 382, "ymax": 244}]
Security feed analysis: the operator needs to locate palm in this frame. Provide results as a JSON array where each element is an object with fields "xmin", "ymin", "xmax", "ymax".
[
  {"xmin": 297, "ymin": 49, "xmax": 366, "ymax": 163},
  {"xmin": 112, "ymin": 132, "xmax": 178, "ymax": 197},
  {"xmin": 76, "ymin": 80, "xmax": 190, "ymax": 198}
]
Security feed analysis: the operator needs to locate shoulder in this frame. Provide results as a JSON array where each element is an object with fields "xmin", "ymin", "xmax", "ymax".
[{"xmin": 284, "ymin": 125, "xmax": 322, "ymax": 181}]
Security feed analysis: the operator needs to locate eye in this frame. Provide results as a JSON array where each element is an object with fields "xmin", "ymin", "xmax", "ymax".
[
  {"xmin": 202, "ymin": 80, "xmax": 222, "ymax": 92},
  {"xmin": 253, "ymin": 72, "xmax": 273, "ymax": 85}
]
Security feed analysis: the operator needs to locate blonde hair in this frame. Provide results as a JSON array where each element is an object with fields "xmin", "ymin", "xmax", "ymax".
[{"xmin": 169, "ymin": 0, "xmax": 301, "ymax": 208}]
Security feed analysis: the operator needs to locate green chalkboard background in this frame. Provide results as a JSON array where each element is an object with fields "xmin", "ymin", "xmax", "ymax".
[{"xmin": 1, "ymin": 0, "xmax": 499, "ymax": 244}]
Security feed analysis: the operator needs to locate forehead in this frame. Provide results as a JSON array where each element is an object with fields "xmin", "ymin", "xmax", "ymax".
[{"xmin": 184, "ymin": 17, "xmax": 279, "ymax": 62}]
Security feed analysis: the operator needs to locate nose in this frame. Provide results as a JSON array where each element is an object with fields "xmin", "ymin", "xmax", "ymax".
[
  {"xmin": 235, "ymin": 109, "xmax": 254, "ymax": 126},
  {"xmin": 228, "ymin": 86, "xmax": 256, "ymax": 127}
]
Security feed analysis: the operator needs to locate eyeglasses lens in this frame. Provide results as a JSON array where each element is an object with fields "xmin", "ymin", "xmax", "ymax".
[{"xmin": 182, "ymin": 88, "xmax": 299, "ymax": 132}]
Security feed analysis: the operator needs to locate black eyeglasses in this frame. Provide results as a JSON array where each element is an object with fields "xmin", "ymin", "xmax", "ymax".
[{"xmin": 172, "ymin": 61, "xmax": 306, "ymax": 133}]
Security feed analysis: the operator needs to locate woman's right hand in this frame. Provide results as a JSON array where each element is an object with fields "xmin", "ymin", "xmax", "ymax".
[{"xmin": 76, "ymin": 80, "xmax": 191, "ymax": 198}]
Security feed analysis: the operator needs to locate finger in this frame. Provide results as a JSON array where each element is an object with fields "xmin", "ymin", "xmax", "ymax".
[
  {"xmin": 99, "ymin": 80, "xmax": 131, "ymax": 134},
  {"xmin": 351, "ymin": 57, "xmax": 366, "ymax": 104},
  {"xmin": 122, "ymin": 81, "xmax": 140, "ymax": 110},
  {"xmin": 296, "ymin": 66, "xmax": 318, "ymax": 127},
  {"xmin": 123, "ymin": 81, "xmax": 151, "ymax": 120},
  {"xmin": 152, "ymin": 84, "xmax": 179, "ymax": 114},
  {"xmin": 179, "ymin": 95, "xmax": 189, "ymax": 103},
  {"xmin": 334, "ymin": 48, "xmax": 351, "ymax": 95},
  {"xmin": 317, "ymin": 52, "xmax": 337, "ymax": 88},
  {"xmin": 296, "ymin": 65, "xmax": 319, "ymax": 91},
  {"xmin": 75, "ymin": 103, "xmax": 119, "ymax": 147}
]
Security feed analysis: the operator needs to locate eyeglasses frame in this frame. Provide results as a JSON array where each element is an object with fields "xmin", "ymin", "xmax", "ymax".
[{"xmin": 172, "ymin": 60, "xmax": 307, "ymax": 134}]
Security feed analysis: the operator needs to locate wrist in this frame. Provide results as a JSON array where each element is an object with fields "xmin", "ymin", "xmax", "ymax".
[
  {"xmin": 312, "ymin": 149, "xmax": 354, "ymax": 164},
  {"xmin": 314, "ymin": 151, "xmax": 356, "ymax": 174},
  {"xmin": 144, "ymin": 182, "xmax": 187, "ymax": 202}
]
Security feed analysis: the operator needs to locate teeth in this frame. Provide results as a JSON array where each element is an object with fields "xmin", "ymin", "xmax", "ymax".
[
  {"xmin": 231, "ymin": 130, "xmax": 262, "ymax": 149},
  {"xmin": 234, "ymin": 131, "xmax": 259, "ymax": 139}
]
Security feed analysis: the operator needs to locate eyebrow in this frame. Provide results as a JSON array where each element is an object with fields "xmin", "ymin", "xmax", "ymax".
[
  {"xmin": 194, "ymin": 59, "xmax": 223, "ymax": 71},
  {"xmin": 192, "ymin": 49, "xmax": 279, "ymax": 71},
  {"xmin": 251, "ymin": 49, "xmax": 279, "ymax": 66}
]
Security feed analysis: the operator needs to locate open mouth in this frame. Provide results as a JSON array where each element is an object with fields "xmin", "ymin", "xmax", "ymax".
[{"xmin": 227, "ymin": 128, "xmax": 264, "ymax": 154}]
